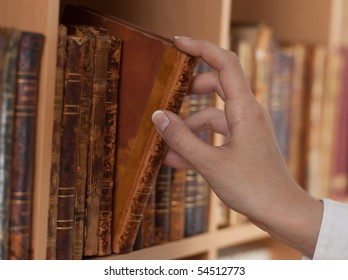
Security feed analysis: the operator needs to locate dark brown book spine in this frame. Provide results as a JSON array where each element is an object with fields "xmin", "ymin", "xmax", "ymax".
[
  {"xmin": 84, "ymin": 27, "xmax": 110, "ymax": 256},
  {"xmin": 46, "ymin": 24, "xmax": 67, "ymax": 260},
  {"xmin": 184, "ymin": 170, "xmax": 198, "ymax": 237},
  {"xmin": 154, "ymin": 164, "xmax": 172, "ymax": 244},
  {"xmin": 9, "ymin": 32, "xmax": 44, "ymax": 260},
  {"xmin": 56, "ymin": 35, "xmax": 85, "ymax": 260},
  {"xmin": 60, "ymin": 4, "xmax": 199, "ymax": 254},
  {"xmin": 168, "ymin": 169, "xmax": 186, "ymax": 241},
  {"xmin": 97, "ymin": 35, "xmax": 122, "ymax": 256},
  {"xmin": 194, "ymin": 92, "xmax": 212, "ymax": 234},
  {"xmin": 67, "ymin": 25, "xmax": 95, "ymax": 260},
  {"xmin": 0, "ymin": 29, "xmax": 21, "ymax": 260}
]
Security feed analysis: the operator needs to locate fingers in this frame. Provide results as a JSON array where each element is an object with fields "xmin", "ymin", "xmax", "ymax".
[
  {"xmin": 174, "ymin": 37, "xmax": 254, "ymax": 103},
  {"xmin": 185, "ymin": 107, "xmax": 228, "ymax": 136},
  {"xmin": 152, "ymin": 110, "xmax": 216, "ymax": 170}
]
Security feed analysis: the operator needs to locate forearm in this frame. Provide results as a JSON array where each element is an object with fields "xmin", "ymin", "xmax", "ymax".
[{"xmin": 250, "ymin": 187, "xmax": 323, "ymax": 259}]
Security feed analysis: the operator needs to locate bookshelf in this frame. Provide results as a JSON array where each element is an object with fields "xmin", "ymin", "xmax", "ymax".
[{"xmin": 0, "ymin": 0, "xmax": 346, "ymax": 260}]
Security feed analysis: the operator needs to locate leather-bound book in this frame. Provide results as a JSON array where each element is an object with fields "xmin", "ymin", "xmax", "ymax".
[
  {"xmin": 304, "ymin": 46, "xmax": 328, "ymax": 197},
  {"xmin": 154, "ymin": 164, "xmax": 172, "ymax": 244},
  {"xmin": 98, "ymin": 35, "xmax": 122, "ymax": 256},
  {"xmin": 133, "ymin": 186, "xmax": 156, "ymax": 250},
  {"xmin": 0, "ymin": 29, "xmax": 21, "ymax": 260},
  {"xmin": 56, "ymin": 34, "xmax": 85, "ymax": 260},
  {"xmin": 330, "ymin": 48, "xmax": 348, "ymax": 199},
  {"xmin": 65, "ymin": 25, "xmax": 95, "ymax": 260},
  {"xmin": 61, "ymin": 4, "xmax": 198, "ymax": 254},
  {"xmin": 46, "ymin": 24, "xmax": 67, "ymax": 260},
  {"xmin": 168, "ymin": 168, "xmax": 186, "ymax": 241},
  {"xmin": 9, "ymin": 31, "xmax": 44, "ymax": 260},
  {"xmin": 268, "ymin": 47, "xmax": 294, "ymax": 164},
  {"xmin": 83, "ymin": 26, "xmax": 110, "ymax": 257}
]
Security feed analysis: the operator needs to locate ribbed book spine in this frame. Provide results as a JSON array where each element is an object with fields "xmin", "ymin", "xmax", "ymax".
[
  {"xmin": 97, "ymin": 35, "xmax": 122, "ymax": 256},
  {"xmin": 68, "ymin": 25, "xmax": 95, "ymax": 260},
  {"xmin": 84, "ymin": 27, "xmax": 110, "ymax": 256},
  {"xmin": 56, "ymin": 35, "xmax": 85, "ymax": 260},
  {"xmin": 0, "ymin": 29, "xmax": 21, "ymax": 260},
  {"xmin": 46, "ymin": 24, "xmax": 67, "ymax": 260},
  {"xmin": 154, "ymin": 164, "xmax": 172, "ymax": 244},
  {"xmin": 9, "ymin": 31, "xmax": 44, "ymax": 260}
]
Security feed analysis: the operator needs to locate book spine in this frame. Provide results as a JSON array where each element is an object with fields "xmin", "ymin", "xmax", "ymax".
[
  {"xmin": 46, "ymin": 24, "xmax": 67, "ymax": 260},
  {"xmin": 97, "ymin": 36, "xmax": 122, "ymax": 256},
  {"xmin": 9, "ymin": 32, "xmax": 44, "ymax": 260},
  {"xmin": 142, "ymin": 186, "xmax": 156, "ymax": 248},
  {"xmin": 268, "ymin": 49, "xmax": 294, "ymax": 164},
  {"xmin": 66, "ymin": 25, "xmax": 95, "ymax": 260},
  {"xmin": 168, "ymin": 168, "xmax": 186, "ymax": 241},
  {"xmin": 330, "ymin": 48, "xmax": 348, "ymax": 199},
  {"xmin": 154, "ymin": 164, "xmax": 172, "ymax": 244},
  {"xmin": 56, "ymin": 35, "xmax": 85, "ymax": 260},
  {"xmin": 184, "ymin": 170, "xmax": 198, "ymax": 237},
  {"xmin": 0, "ymin": 29, "xmax": 21, "ymax": 260},
  {"xmin": 84, "ymin": 27, "xmax": 110, "ymax": 256},
  {"xmin": 113, "ymin": 49, "xmax": 198, "ymax": 254}
]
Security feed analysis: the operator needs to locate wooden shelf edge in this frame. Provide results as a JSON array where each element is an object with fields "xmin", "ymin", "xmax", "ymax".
[{"xmin": 92, "ymin": 223, "xmax": 270, "ymax": 260}]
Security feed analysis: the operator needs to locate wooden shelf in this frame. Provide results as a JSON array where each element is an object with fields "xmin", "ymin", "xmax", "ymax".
[{"xmin": 95, "ymin": 223, "xmax": 269, "ymax": 260}]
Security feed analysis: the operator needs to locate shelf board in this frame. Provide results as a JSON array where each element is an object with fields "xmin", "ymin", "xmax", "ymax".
[{"xmin": 93, "ymin": 223, "xmax": 270, "ymax": 260}]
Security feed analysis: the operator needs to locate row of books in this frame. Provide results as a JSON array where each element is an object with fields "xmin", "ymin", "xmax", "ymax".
[
  {"xmin": 47, "ymin": 3, "xmax": 199, "ymax": 260},
  {"xmin": 0, "ymin": 28, "xmax": 45, "ymax": 260},
  {"xmin": 229, "ymin": 22, "xmax": 348, "ymax": 202},
  {"xmin": 0, "ymin": 3, "xmax": 198, "ymax": 260}
]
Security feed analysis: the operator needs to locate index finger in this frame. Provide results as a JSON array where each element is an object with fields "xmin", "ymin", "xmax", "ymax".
[{"xmin": 174, "ymin": 37, "xmax": 253, "ymax": 102}]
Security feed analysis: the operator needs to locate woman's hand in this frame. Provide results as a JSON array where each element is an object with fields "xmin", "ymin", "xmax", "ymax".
[{"xmin": 152, "ymin": 37, "xmax": 323, "ymax": 258}]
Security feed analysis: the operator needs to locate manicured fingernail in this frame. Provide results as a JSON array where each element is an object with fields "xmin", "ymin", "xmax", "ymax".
[
  {"xmin": 152, "ymin": 110, "xmax": 170, "ymax": 133},
  {"xmin": 174, "ymin": 36, "xmax": 192, "ymax": 40}
]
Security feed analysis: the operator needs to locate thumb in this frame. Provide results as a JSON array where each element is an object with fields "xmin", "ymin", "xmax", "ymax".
[{"xmin": 151, "ymin": 110, "xmax": 216, "ymax": 170}]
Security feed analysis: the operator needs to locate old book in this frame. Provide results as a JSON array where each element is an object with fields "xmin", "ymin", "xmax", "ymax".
[
  {"xmin": 304, "ymin": 46, "xmax": 328, "ymax": 197},
  {"xmin": 133, "ymin": 185, "xmax": 156, "ymax": 250},
  {"xmin": 9, "ymin": 31, "xmax": 45, "ymax": 260},
  {"xmin": 97, "ymin": 35, "xmax": 122, "ymax": 256},
  {"xmin": 154, "ymin": 164, "xmax": 172, "ymax": 244},
  {"xmin": 230, "ymin": 22, "xmax": 274, "ymax": 109},
  {"xmin": 168, "ymin": 168, "xmax": 186, "ymax": 241},
  {"xmin": 65, "ymin": 25, "xmax": 95, "ymax": 260},
  {"xmin": 46, "ymin": 24, "xmax": 67, "ymax": 260},
  {"xmin": 0, "ymin": 28, "xmax": 21, "ymax": 260},
  {"xmin": 268, "ymin": 46, "xmax": 294, "ymax": 164},
  {"xmin": 62, "ymin": 3, "xmax": 198, "ymax": 254},
  {"xmin": 321, "ymin": 50, "xmax": 343, "ymax": 198},
  {"xmin": 330, "ymin": 48, "xmax": 348, "ymax": 199},
  {"xmin": 282, "ymin": 44, "xmax": 308, "ymax": 186},
  {"xmin": 56, "ymin": 34, "xmax": 85, "ymax": 260},
  {"xmin": 83, "ymin": 26, "xmax": 110, "ymax": 257}
]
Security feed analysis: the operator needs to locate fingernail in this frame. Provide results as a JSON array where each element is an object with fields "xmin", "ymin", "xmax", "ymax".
[
  {"xmin": 152, "ymin": 110, "xmax": 170, "ymax": 133},
  {"xmin": 174, "ymin": 36, "xmax": 192, "ymax": 40}
]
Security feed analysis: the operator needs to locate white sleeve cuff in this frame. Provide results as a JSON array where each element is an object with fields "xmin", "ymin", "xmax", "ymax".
[{"xmin": 312, "ymin": 198, "xmax": 348, "ymax": 259}]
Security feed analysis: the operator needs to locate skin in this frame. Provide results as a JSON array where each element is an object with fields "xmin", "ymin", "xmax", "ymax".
[{"xmin": 151, "ymin": 37, "xmax": 323, "ymax": 259}]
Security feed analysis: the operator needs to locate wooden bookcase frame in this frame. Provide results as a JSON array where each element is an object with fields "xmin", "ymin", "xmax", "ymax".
[{"xmin": 2, "ymin": 0, "xmax": 344, "ymax": 260}]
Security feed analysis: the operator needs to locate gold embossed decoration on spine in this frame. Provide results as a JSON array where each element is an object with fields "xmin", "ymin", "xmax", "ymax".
[{"xmin": 9, "ymin": 31, "xmax": 44, "ymax": 260}]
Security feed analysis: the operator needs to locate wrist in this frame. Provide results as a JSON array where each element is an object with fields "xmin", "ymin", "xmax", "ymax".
[{"xmin": 255, "ymin": 185, "xmax": 323, "ymax": 258}]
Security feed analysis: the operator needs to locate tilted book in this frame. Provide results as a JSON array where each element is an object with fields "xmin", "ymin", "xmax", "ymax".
[{"xmin": 61, "ymin": 3, "xmax": 198, "ymax": 254}]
